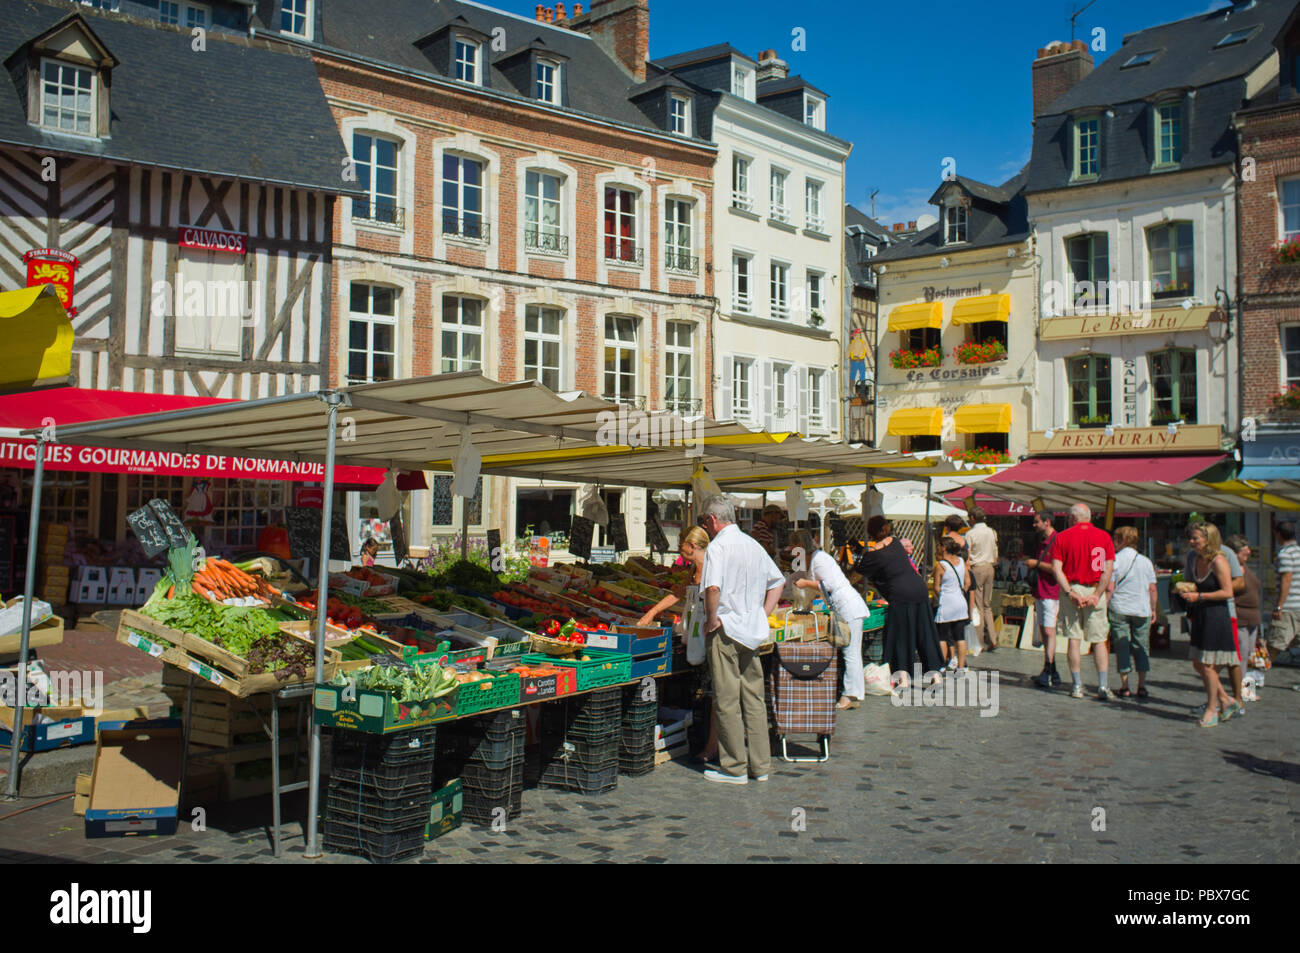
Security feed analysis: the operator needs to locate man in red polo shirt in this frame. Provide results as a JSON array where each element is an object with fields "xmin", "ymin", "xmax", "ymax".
[{"xmin": 1051, "ymin": 503, "xmax": 1116, "ymax": 700}]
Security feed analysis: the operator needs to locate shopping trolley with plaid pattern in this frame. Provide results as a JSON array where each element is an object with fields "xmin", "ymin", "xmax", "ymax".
[{"xmin": 766, "ymin": 639, "xmax": 838, "ymax": 763}]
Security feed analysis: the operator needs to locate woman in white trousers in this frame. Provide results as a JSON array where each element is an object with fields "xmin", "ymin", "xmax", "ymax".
[{"xmin": 791, "ymin": 529, "xmax": 870, "ymax": 709}]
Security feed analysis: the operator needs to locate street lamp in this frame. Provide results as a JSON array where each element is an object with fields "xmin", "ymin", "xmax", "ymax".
[{"xmin": 1209, "ymin": 289, "xmax": 1230, "ymax": 342}]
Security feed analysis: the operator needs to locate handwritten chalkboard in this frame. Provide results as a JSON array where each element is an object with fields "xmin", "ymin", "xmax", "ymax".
[
  {"xmin": 568, "ymin": 516, "xmax": 595, "ymax": 561},
  {"xmin": 646, "ymin": 510, "xmax": 669, "ymax": 555},
  {"xmin": 285, "ymin": 507, "xmax": 351, "ymax": 563},
  {"xmin": 127, "ymin": 505, "xmax": 170, "ymax": 558},
  {"xmin": 590, "ymin": 546, "xmax": 616, "ymax": 564},
  {"xmin": 607, "ymin": 512, "xmax": 628, "ymax": 553},
  {"xmin": 148, "ymin": 498, "xmax": 190, "ymax": 548},
  {"xmin": 0, "ymin": 514, "xmax": 14, "ymax": 592}
]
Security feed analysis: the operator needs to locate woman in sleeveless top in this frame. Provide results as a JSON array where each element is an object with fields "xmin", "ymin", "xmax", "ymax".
[
  {"xmin": 1182, "ymin": 524, "xmax": 1242, "ymax": 727},
  {"xmin": 932, "ymin": 536, "xmax": 971, "ymax": 675}
]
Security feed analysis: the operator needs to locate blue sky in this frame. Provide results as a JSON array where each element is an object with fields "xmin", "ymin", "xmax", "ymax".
[{"xmin": 511, "ymin": 0, "xmax": 1237, "ymax": 226}]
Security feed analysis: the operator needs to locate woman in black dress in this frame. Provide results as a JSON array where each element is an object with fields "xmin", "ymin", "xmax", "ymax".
[
  {"xmin": 1183, "ymin": 523, "xmax": 1242, "ymax": 727},
  {"xmin": 854, "ymin": 516, "xmax": 945, "ymax": 688}
]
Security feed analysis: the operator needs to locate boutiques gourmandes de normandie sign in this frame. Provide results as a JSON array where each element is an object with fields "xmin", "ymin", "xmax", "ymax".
[
  {"xmin": 1039, "ymin": 306, "xmax": 1212, "ymax": 340},
  {"xmin": 1028, "ymin": 424, "xmax": 1222, "ymax": 454}
]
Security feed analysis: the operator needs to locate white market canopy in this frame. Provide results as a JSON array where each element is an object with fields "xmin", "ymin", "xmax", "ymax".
[{"xmin": 26, "ymin": 372, "xmax": 975, "ymax": 490}]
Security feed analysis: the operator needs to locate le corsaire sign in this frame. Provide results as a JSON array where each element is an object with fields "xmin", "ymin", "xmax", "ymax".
[
  {"xmin": 178, "ymin": 226, "xmax": 247, "ymax": 255},
  {"xmin": 0, "ymin": 437, "xmax": 382, "ymax": 483}
]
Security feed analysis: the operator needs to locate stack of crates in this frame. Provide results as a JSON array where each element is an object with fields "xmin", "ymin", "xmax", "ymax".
[
  {"xmin": 434, "ymin": 708, "xmax": 524, "ymax": 825},
  {"xmin": 36, "ymin": 525, "xmax": 69, "ymax": 605},
  {"xmin": 324, "ymin": 727, "xmax": 436, "ymax": 864},
  {"xmin": 537, "ymin": 688, "xmax": 621, "ymax": 794},
  {"xmin": 619, "ymin": 686, "xmax": 657, "ymax": 777}
]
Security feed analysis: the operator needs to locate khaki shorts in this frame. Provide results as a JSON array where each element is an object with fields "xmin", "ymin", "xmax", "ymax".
[
  {"xmin": 1058, "ymin": 583, "xmax": 1109, "ymax": 644},
  {"xmin": 1268, "ymin": 610, "xmax": 1300, "ymax": 650}
]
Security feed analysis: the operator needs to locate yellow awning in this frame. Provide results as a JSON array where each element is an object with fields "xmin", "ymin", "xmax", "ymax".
[
  {"xmin": 886, "ymin": 301, "xmax": 942, "ymax": 332},
  {"xmin": 887, "ymin": 407, "xmax": 942, "ymax": 437},
  {"xmin": 950, "ymin": 293, "xmax": 1010, "ymax": 326},
  {"xmin": 953, "ymin": 403, "xmax": 1012, "ymax": 434},
  {"xmin": 1, "ymin": 284, "xmax": 73, "ymax": 390}
]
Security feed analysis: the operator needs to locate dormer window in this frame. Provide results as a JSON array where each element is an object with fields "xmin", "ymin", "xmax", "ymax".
[
  {"xmin": 944, "ymin": 205, "xmax": 968, "ymax": 244},
  {"xmin": 280, "ymin": 0, "xmax": 312, "ymax": 38},
  {"xmin": 669, "ymin": 94, "xmax": 691, "ymax": 136},
  {"xmin": 535, "ymin": 59, "xmax": 561, "ymax": 104},
  {"xmin": 1122, "ymin": 50, "xmax": 1158, "ymax": 68},
  {"xmin": 1155, "ymin": 101, "xmax": 1182, "ymax": 167},
  {"xmin": 456, "ymin": 38, "xmax": 481, "ymax": 85},
  {"xmin": 804, "ymin": 94, "xmax": 825, "ymax": 130},
  {"xmin": 731, "ymin": 63, "xmax": 754, "ymax": 100},
  {"xmin": 160, "ymin": 2, "xmax": 211, "ymax": 27},
  {"xmin": 41, "ymin": 60, "xmax": 94, "ymax": 136},
  {"xmin": 80, "ymin": 1, "xmax": 118, "ymax": 10},
  {"xmin": 1215, "ymin": 28, "xmax": 1256, "ymax": 49}
]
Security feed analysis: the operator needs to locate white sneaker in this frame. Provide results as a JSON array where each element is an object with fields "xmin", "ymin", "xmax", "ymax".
[
  {"xmin": 946, "ymin": 657, "xmax": 958, "ymax": 671},
  {"xmin": 703, "ymin": 768, "xmax": 748, "ymax": 785},
  {"xmin": 955, "ymin": 667, "xmax": 969, "ymax": 678},
  {"xmin": 1070, "ymin": 684, "xmax": 1085, "ymax": 699},
  {"xmin": 751, "ymin": 774, "xmax": 769, "ymax": 782}
]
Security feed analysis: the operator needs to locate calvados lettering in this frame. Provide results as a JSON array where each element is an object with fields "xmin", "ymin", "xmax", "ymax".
[{"xmin": 178, "ymin": 226, "xmax": 247, "ymax": 255}]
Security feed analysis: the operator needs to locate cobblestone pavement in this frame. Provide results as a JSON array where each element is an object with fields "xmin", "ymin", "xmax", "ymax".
[{"xmin": 1, "ymin": 642, "xmax": 1296, "ymax": 864}]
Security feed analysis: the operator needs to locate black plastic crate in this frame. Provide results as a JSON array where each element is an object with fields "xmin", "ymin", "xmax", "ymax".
[
  {"xmin": 323, "ymin": 822, "xmax": 425, "ymax": 864},
  {"xmin": 440, "ymin": 726, "xmax": 524, "ymax": 771},
  {"xmin": 538, "ymin": 739, "xmax": 617, "ymax": 774},
  {"xmin": 458, "ymin": 707, "xmax": 526, "ymax": 741},
  {"xmin": 461, "ymin": 783, "xmax": 523, "ymax": 825},
  {"xmin": 538, "ymin": 761, "xmax": 618, "ymax": 795},
  {"xmin": 331, "ymin": 726, "xmax": 438, "ymax": 763},
  {"xmin": 618, "ymin": 758, "xmax": 655, "ymax": 778},
  {"xmin": 329, "ymin": 759, "xmax": 434, "ymax": 797},
  {"xmin": 326, "ymin": 789, "xmax": 430, "ymax": 828},
  {"xmin": 459, "ymin": 754, "xmax": 524, "ymax": 792}
]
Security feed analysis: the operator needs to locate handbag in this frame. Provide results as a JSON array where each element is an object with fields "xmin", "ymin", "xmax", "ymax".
[
  {"xmin": 832, "ymin": 616, "xmax": 853, "ymax": 648},
  {"xmin": 682, "ymin": 585, "xmax": 706, "ymax": 666}
]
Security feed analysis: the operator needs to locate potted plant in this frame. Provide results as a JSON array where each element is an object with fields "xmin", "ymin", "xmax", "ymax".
[
  {"xmin": 809, "ymin": 310, "xmax": 825, "ymax": 327},
  {"xmin": 1151, "ymin": 409, "xmax": 1181, "ymax": 425},
  {"xmin": 953, "ymin": 339, "xmax": 1008, "ymax": 365},
  {"xmin": 1271, "ymin": 384, "xmax": 1300, "ymax": 413},
  {"xmin": 947, "ymin": 446, "xmax": 1012, "ymax": 465},
  {"xmin": 888, "ymin": 346, "xmax": 942, "ymax": 369},
  {"xmin": 1078, "ymin": 414, "xmax": 1111, "ymax": 428},
  {"xmin": 1277, "ymin": 236, "xmax": 1300, "ymax": 266}
]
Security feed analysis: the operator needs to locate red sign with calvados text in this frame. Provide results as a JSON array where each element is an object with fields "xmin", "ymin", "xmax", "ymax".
[{"xmin": 178, "ymin": 226, "xmax": 247, "ymax": 255}]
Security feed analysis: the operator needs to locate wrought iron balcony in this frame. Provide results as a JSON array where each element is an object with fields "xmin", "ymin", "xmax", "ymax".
[
  {"xmin": 351, "ymin": 200, "xmax": 404, "ymax": 227},
  {"xmin": 604, "ymin": 243, "xmax": 644, "ymax": 266},
  {"xmin": 603, "ymin": 393, "xmax": 647, "ymax": 410},
  {"xmin": 442, "ymin": 217, "xmax": 491, "ymax": 242},
  {"xmin": 525, "ymin": 229, "xmax": 569, "ymax": 255},
  {"xmin": 665, "ymin": 397, "xmax": 704, "ymax": 415},
  {"xmin": 665, "ymin": 251, "xmax": 699, "ymax": 274}
]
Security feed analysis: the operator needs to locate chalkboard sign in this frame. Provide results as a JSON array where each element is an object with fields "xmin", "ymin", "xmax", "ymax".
[
  {"xmin": 148, "ymin": 498, "xmax": 190, "ymax": 548},
  {"xmin": 285, "ymin": 507, "xmax": 351, "ymax": 563},
  {"xmin": 486, "ymin": 529, "xmax": 502, "ymax": 570},
  {"xmin": 590, "ymin": 546, "xmax": 616, "ymax": 564},
  {"xmin": 568, "ymin": 516, "xmax": 595, "ymax": 561},
  {"xmin": 646, "ymin": 510, "xmax": 669, "ymax": 555},
  {"xmin": 127, "ymin": 505, "xmax": 170, "ymax": 558},
  {"xmin": 0, "ymin": 514, "xmax": 14, "ymax": 592},
  {"xmin": 607, "ymin": 512, "xmax": 628, "ymax": 553}
]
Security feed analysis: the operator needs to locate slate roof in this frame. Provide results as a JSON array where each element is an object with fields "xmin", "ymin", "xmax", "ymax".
[
  {"xmin": 0, "ymin": 1, "xmax": 354, "ymax": 193},
  {"xmin": 1027, "ymin": 0, "xmax": 1292, "ymax": 193},
  {"xmin": 844, "ymin": 205, "xmax": 890, "ymax": 287},
  {"xmin": 653, "ymin": 44, "xmax": 756, "ymax": 71},
  {"xmin": 869, "ymin": 171, "xmax": 1030, "ymax": 265},
  {"xmin": 757, "ymin": 75, "xmax": 827, "ymax": 98}
]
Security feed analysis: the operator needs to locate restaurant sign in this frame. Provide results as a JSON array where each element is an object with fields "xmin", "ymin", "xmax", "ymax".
[
  {"xmin": 1040, "ymin": 306, "xmax": 1212, "ymax": 341},
  {"xmin": 1027, "ymin": 424, "xmax": 1222, "ymax": 455},
  {"xmin": 23, "ymin": 248, "xmax": 79, "ymax": 316},
  {"xmin": 178, "ymin": 226, "xmax": 248, "ymax": 255}
]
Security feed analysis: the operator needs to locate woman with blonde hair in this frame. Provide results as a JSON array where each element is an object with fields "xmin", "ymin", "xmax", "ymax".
[{"xmin": 1181, "ymin": 523, "xmax": 1242, "ymax": 726}]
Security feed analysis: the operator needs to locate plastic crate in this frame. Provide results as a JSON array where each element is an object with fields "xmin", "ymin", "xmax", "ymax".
[
  {"xmin": 326, "ymin": 788, "xmax": 430, "ymax": 828},
  {"xmin": 441, "ymin": 728, "xmax": 524, "ymax": 771},
  {"xmin": 537, "ymin": 761, "xmax": 618, "ymax": 795},
  {"xmin": 463, "ymin": 707, "xmax": 526, "ymax": 741},
  {"xmin": 862, "ymin": 628, "xmax": 884, "ymax": 665},
  {"xmin": 538, "ymin": 735, "xmax": 618, "ymax": 773},
  {"xmin": 331, "ymin": 726, "xmax": 438, "ymax": 763},
  {"xmin": 329, "ymin": 757, "xmax": 434, "ymax": 796},
  {"xmin": 545, "ymin": 650, "xmax": 632, "ymax": 690},
  {"xmin": 864, "ymin": 604, "xmax": 888, "ymax": 632},
  {"xmin": 324, "ymin": 822, "xmax": 425, "ymax": 864},
  {"xmin": 453, "ymin": 671, "xmax": 521, "ymax": 716},
  {"xmin": 461, "ymin": 778, "xmax": 523, "ymax": 825}
]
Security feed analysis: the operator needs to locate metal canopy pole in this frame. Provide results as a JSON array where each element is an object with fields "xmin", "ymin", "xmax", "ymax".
[
  {"xmin": 304, "ymin": 393, "xmax": 341, "ymax": 857},
  {"xmin": 5, "ymin": 438, "xmax": 45, "ymax": 799},
  {"xmin": 924, "ymin": 478, "xmax": 933, "ymax": 574}
]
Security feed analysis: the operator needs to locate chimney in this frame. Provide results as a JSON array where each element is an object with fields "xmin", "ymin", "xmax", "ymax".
[
  {"xmin": 556, "ymin": 2, "xmax": 566, "ymax": 20},
  {"xmin": 545, "ymin": 7, "xmax": 554, "ymax": 22},
  {"xmin": 756, "ymin": 48, "xmax": 788, "ymax": 83},
  {"xmin": 536, "ymin": 4, "xmax": 544, "ymax": 19},
  {"xmin": 573, "ymin": 2, "xmax": 583, "ymax": 13},
  {"xmin": 893, "ymin": 223, "xmax": 905, "ymax": 232},
  {"xmin": 567, "ymin": 0, "xmax": 649, "ymax": 82},
  {"xmin": 1033, "ymin": 38, "xmax": 1093, "ymax": 117},
  {"xmin": 907, "ymin": 220, "xmax": 916, "ymax": 230}
]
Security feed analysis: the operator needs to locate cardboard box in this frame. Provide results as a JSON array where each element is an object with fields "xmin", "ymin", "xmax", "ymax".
[
  {"xmin": 0, "ymin": 704, "xmax": 95, "ymax": 752},
  {"xmin": 73, "ymin": 772, "xmax": 91, "ymax": 816},
  {"xmin": 86, "ymin": 719, "xmax": 182, "ymax": 837},
  {"xmin": 425, "ymin": 779, "xmax": 463, "ymax": 841},
  {"xmin": 312, "ymin": 683, "xmax": 456, "ymax": 734}
]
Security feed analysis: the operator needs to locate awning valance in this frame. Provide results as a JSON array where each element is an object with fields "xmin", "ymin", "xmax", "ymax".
[
  {"xmin": 886, "ymin": 301, "xmax": 942, "ymax": 332},
  {"xmin": 954, "ymin": 403, "xmax": 1012, "ymax": 434},
  {"xmin": 950, "ymin": 293, "xmax": 1010, "ymax": 326},
  {"xmin": 1, "ymin": 285, "xmax": 73, "ymax": 391},
  {"xmin": 887, "ymin": 407, "xmax": 942, "ymax": 437}
]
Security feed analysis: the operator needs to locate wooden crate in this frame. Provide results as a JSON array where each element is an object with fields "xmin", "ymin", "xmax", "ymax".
[
  {"xmin": 0, "ymin": 608, "xmax": 64, "ymax": 654},
  {"xmin": 160, "ymin": 677, "xmax": 311, "ymax": 747}
]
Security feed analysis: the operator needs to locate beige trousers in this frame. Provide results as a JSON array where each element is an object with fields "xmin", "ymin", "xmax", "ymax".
[
  {"xmin": 708, "ymin": 628, "xmax": 771, "ymax": 778},
  {"xmin": 971, "ymin": 563, "xmax": 996, "ymax": 642}
]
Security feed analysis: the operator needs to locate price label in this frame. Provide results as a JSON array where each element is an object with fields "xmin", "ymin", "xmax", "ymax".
[
  {"xmin": 126, "ymin": 632, "xmax": 165, "ymax": 658},
  {"xmin": 148, "ymin": 498, "xmax": 190, "ymax": 548},
  {"xmin": 126, "ymin": 506, "xmax": 169, "ymax": 558},
  {"xmin": 187, "ymin": 659, "xmax": 222, "ymax": 686}
]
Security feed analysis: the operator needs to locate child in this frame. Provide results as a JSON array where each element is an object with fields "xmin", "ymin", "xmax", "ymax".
[{"xmin": 932, "ymin": 536, "xmax": 970, "ymax": 676}]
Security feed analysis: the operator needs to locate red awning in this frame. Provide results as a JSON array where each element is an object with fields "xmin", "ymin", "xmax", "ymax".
[
  {"xmin": 0, "ymin": 387, "xmax": 387, "ymax": 484},
  {"xmin": 982, "ymin": 454, "xmax": 1226, "ymax": 485}
]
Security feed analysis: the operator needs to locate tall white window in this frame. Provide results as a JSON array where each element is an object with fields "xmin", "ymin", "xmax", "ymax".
[
  {"xmin": 525, "ymin": 170, "xmax": 563, "ymax": 253},
  {"xmin": 174, "ymin": 249, "xmax": 245, "ymax": 358},
  {"xmin": 669, "ymin": 95, "xmax": 690, "ymax": 136},
  {"xmin": 279, "ymin": 0, "xmax": 310, "ymax": 37},
  {"xmin": 1284, "ymin": 325, "xmax": 1300, "ymax": 388},
  {"xmin": 40, "ymin": 60, "xmax": 94, "ymax": 137},
  {"xmin": 772, "ymin": 363, "xmax": 792, "ymax": 422},
  {"xmin": 455, "ymin": 39, "xmax": 480, "ymax": 85},
  {"xmin": 442, "ymin": 154, "xmax": 485, "ymax": 240},
  {"xmin": 805, "ymin": 368, "xmax": 826, "ymax": 431},
  {"xmin": 524, "ymin": 306, "xmax": 563, "ymax": 390},
  {"xmin": 771, "ymin": 262, "xmax": 790, "ymax": 319},
  {"xmin": 536, "ymin": 60, "xmax": 560, "ymax": 104},
  {"xmin": 351, "ymin": 132, "xmax": 399, "ymax": 225},
  {"xmin": 732, "ymin": 156, "xmax": 752, "ymax": 211},
  {"xmin": 804, "ymin": 95, "xmax": 825, "ymax": 130},
  {"xmin": 347, "ymin": 283, "xmax": 397, "ymax": 383},
  {"xmin": 770, "ymin": 169, "xmax": 789, "ymax": 222},
  {"xmin": 732, "ymin": 358, "xmax": 753, "ymax": 420},
  {"xmin": 665, "ymin": 321, "xmax": 694, "ymax": 413},
  {"xmin": 945, "ymin": 204, "xmax": 968, "ymax": 243},
  {"xmin": 603, "ymin": 315, "xmax": 638, "ymax": 402},
  {"xmin": 733, "ymin": 254, "xmax": 752, "ymax": 312},
  {"xmin": 1282, "ymin": 179, "xmax": 1300, "ymax": 241},
  {"xmin": 807, "ymin": 271, "xmax": 823, "ymax": 314},
  {"xmin": 665, "ymin": 199, "xmax": 694, "ymax": 273},
  {"xmin": 441, "ymin": 296, "xmax": 483, "ymax": 372},
  {"xmin": 731, "ymin": 64, "xmax": 753, "ymax": 100},
  {"xmin": 805, "ymin": 180, "xmax": 824, "ymax": 232},
  {"xmin": 603, "ymin": 187, "xmax": 639, "ymax": 263}
]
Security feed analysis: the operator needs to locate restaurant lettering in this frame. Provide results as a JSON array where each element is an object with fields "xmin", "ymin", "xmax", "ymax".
[
  {"xmin": 178, "ymin": 226, "xmax": 247, "ymax": 255},
  {"xmin": 1040, "ymin": 307, "xmax": 1211, "ymax": 341},
  {"xmin": 1028, "ymin": 424, "xmax": 1222, "ymax": 455},
  {"xmin": 923, "ymin": 284, "xmax": 983, "ymax": 302},
  {"xmin": 906, "ymin": 365, "xmax": 1001, "ymax": 383}
]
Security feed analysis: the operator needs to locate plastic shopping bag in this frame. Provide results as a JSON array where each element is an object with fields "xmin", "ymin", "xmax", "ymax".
[
  {"xmin": 682, "ymin": 586, "xmax": 706, "ymax": 666},
  {"xmin": 863, "ymin": 663, "xmax": 893, "ymax": 696}
]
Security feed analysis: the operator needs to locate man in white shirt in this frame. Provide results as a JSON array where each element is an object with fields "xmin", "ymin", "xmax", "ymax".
[
  {"xmin": 699, "ymin": 495, "xmax": 785, "ymax": 785},
  {"xmin": 965, "ymin": 507, "xmax": 999, "ymax": 650}
]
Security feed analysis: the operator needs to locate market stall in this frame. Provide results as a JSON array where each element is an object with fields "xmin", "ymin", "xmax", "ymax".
[{"xmin": 7, "ymin": 372, "xmax": 972, "ymax": 857}]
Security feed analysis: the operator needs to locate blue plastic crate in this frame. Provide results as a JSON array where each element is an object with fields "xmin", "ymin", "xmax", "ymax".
[
  {"xmin": 0, "ymin": 715, "xmax": 95, "ymax": 752},
  {"xmin": 579, "ymin": 625, "xmax": 671, "ymax": 656}
]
